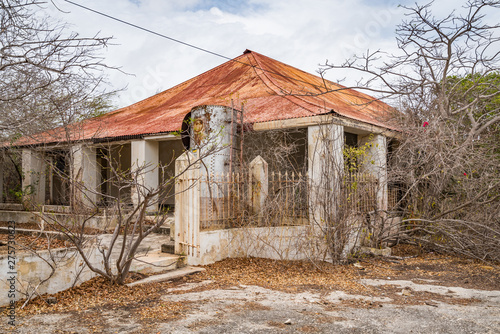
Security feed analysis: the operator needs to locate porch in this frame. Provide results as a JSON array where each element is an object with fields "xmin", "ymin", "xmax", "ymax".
[{"xmin": 0, "ymin": 110, "xmax": 397, "ymax": 266}]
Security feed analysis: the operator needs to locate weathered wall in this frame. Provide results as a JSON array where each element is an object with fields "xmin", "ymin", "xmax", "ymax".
[
  {"xmin": 0, "ymin": 211, "xmax": 118, "ymax": 230},
  {"xmin": 0, "ymin": 247, "xmax": 100, "ymax": 307},
  {"xmin": 0, "ymin": 232, "xmax": 169, "ymax": 307},
  {"xmin": 187, "ymin": 226, "xmax": 310, "ymax": 266},
  {"xmin": 190, "ymin": 105, "xmax": 235, "ymax": 201}
]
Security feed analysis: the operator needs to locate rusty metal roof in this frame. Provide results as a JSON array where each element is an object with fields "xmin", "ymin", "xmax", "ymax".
[{"xmin": 16, "ymin": 50, "xmax": 395, "ymax": 145}]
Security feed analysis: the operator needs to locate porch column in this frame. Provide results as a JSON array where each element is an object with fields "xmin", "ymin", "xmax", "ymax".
[
  {"xmin": 174, "ymin": 151, "xmax": 200, "ymax": 258},
  {"xmin": 0, "ymin": 152, "xmax": 4, "ymax": 203},
  {"xmin": 131, "ymin": 139, "xmax": 159, "ymax": 212},
  {"xmin": 307, "ymin": 123, "xmax": 344, "ymax": 224},
  {"xmin": 22, "ymin": 149, "xmax": 46, "ymax": 207},
  {"xmin": 359, "ymin": 134, "xmax": 388, "ymax": 212},
  {"xmin": 71, "ymin": 144, "xmax": 98, "ymax": 208},
  {"xmin": 248, "ymin": 155, "xmax": 268, "ymax": 216}
]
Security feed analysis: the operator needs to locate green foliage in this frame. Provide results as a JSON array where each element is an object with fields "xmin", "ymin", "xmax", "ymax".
[
  {"xmin": 9, "ymin": 184, "xmax": 34, "ymax": 203},
  {"xmin": 82, "ymin": 93, "xmax": 117, "ymax": 119},
  {"xmin": 343, "ymin": 135, "xmax": 371, "ymax": 173},
  {"xmin": 447, "ymin": 72, "xmax": 500, "ymax": 134}
]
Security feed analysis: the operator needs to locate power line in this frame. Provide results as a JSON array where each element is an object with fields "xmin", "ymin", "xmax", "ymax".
[
  {"xmin": 62, "ymin": 0, "xmax": 364, "ymax": 99},
  {"xmin": 63, "ymin": 0, "xmax": 233, "ymax": 62}
]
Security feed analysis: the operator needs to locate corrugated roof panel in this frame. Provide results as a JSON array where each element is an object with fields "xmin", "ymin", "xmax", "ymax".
[{"xmin": 14, "ymin": 50, "xmax": 395, "ymax": 146}]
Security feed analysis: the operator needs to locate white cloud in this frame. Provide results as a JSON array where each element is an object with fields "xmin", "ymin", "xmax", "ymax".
[{"xmin": 46, "ymin": 0, "xmax": 499, "ymax": 109}]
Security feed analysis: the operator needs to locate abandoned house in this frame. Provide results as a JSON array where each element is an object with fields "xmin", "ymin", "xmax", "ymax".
[{"xmin": 0, "ymin": 50, "xmax": 398, "ymax": 267}]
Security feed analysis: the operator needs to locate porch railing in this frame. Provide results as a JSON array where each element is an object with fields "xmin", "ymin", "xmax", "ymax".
[
  {"xmin": 175, "ymin": 152, "xmax": 382, "ymax": 257},
  {"xmin": 199, "ymin": 172, "xmax": 250, "ymax": 230},
  {"xmin": 341, "ymin": 172, "xmax": 378, "ymax": 214},
  {"xmin": 199, "ymin": 169, "xmax": 309, "ymax": 230}
]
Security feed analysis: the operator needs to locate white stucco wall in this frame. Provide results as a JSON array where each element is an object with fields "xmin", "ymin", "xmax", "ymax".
[
  {"xmin": 0, "ymin": 231, "xmax": 169, "ymax": 307},
  {"xmin": 0, "ymin": 247, "xmax": 101, "ymax": 307},
  {"xmin": 186, "ymin": 225, "xmax": 310, "ymax": 266}
]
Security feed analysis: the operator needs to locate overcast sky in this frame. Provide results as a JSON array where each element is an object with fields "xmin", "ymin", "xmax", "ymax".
[{"xmin": 45, "ymin": 0, "xmax": 499, "ymax": 109}]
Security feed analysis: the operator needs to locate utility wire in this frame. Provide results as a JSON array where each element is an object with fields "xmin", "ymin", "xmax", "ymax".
[
  {"xmin": 64, "ymin": 0, "xmax": 233, "ymax": 61},
  {"xmin": 63, "ymin": 0, "xmax": 367, "ymax": 99}
]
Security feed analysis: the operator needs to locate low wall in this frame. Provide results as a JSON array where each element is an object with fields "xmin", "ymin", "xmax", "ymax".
[
  {"xmin": 0, "ymin": 233, "xmax": 170, "ymax": 307},
  {"xmin": 0, "ymin": 210, "xmax": 118, "ymax": 231},
  {"xmin": 187, "ymin": 225, "xmax": 311, "ymax": 266},
  {"xmin": 0, "ymin": 247, "xmax": 101, "ymax": 307},
  {"xmin": 0, "ymin": 204, "xmax": 24, "ymax": 211},
  {"xmin": 186, "ymin": 215, "xmax": 370, "ymax": 266}
]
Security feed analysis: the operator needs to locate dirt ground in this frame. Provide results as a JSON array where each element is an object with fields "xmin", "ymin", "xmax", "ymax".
[{"xmin": 1, "ymin": 246, "xmax": 500, "ymax": 333}]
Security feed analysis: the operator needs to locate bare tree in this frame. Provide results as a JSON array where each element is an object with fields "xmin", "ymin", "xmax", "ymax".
[
  {"xmin": 320, "ymin": 1, "xmax": 500, "ymax": 261},
  {"xmin": 28, "ymin": 125, "xmax": 225, "ymax": 285},
  {"xmin": 0, "ymin": 0, "xmax": 114, "ymax": 139}
]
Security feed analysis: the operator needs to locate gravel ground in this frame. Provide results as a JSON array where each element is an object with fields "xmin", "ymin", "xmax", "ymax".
[
  {"xmin": 1, "ymin": 253, "xmax": 500, "ymax": 333},
  {"xmin": 3, "ymin": 279, "xmax": 500, "ymax": 334}
]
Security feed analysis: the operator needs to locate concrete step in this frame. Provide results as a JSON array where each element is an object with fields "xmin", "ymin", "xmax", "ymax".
[
  {"xmin": 161, "ymin": 240, "xmax": 175, "ymax": 254},
  {"xmin": 129, "ymin": 251, "xmax": 180, "ymax": 274},
  {"xmin": 127, "ymin": 266, "xmax": 204, "ymax": 287},
  {"xmin": 151, "ymin": 225, "xmax": 171, "ymax": 236}
]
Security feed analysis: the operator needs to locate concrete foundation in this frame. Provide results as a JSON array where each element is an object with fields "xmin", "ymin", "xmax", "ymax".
[
  {"xmin": 0, "ymin": 210, "xmax": 118, "ymax": 231},
  {"xmin": 0, "ymin": 232, "xmax": 173, "ymax": 306},
  {"xmin": 187, "ymin": 225, "xmax": 310, "ymax": 266},
  {"xmin": 0, "ymin": 247, "xmax": 100, "ymax": 306}
]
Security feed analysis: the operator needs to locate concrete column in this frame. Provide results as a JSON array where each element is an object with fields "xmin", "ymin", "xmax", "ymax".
[
  {"xmin": 189, "ymin": 105, "xmax": 235, "ymax": 225},
  {"xmin": 175, "ymin": 151, "xmax": 200, "ymax": 258},
  {"xmin": 307, "ymin": 123, "xmax": 344, "ymax": 224},
  {"xmin": 359, "ymin": 134, "xmax": 388, "ymax": 212},
  {"xmin": 131, "ymin": 139, "xmax": 159, "ymax": 212},
  {"xmin": 248, "ymin": 155, "xmax": 268, "ymax": 215},
  {"xmin": 0, "ymin": 151, "xmax": 4, "ymax": 203},
  {"xmin": 22, "ymin": 149, "xmax": 46, "ymax": 207},
  {"xmin": 46, "ymin": 156, "xmax": 54, "ymax": 205},
  {"xmin": 71, "ymin": 144, "xmax": 98, "ymax": 208},
  {"xmin": 190, "ymin": 105, "xmax": 235, "ymax": 198}
]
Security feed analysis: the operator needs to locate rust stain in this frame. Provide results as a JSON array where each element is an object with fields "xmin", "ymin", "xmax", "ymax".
[{"xmin": 13, "ymin": 50, "xmax": 395, "ymax": 146}]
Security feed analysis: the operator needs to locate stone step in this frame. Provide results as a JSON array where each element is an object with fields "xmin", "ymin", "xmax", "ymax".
[
  {"xmin": 151, "ymin": 225, "xmax": 171, "ymax": 236},
  {"xmin": 127, "ymin": 266, "xmax": 204, "ymax": 287},
  {"xmin": 129, "ymin": 251, "xmax": 180, "ymax": 274},
  {"xmin": 161, "ymin": 240, "xmax": 175, "ymax": 254}
]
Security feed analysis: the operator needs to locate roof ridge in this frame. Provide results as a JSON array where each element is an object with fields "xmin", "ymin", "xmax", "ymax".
[
  {"xmin": 249, "ymin": 51, "xmax": 347, "ymax": 91},
  {"xmin": 106, "ymin": 51, "xmax": 255, "ymax": 117},
  {"xmin": 246, "ymin": 51, "xmax": 284, "ymax": 96},
  {"xmin": 249, "ymin": 51, "xmax": 388, "ymax": 114},
  {"xmin": 250, "ymin": 52, "xmax": 341, "ymax": 114},
  {"xmin": 248, "ymin": 52, "xmax": 320, "ymax": 115}
]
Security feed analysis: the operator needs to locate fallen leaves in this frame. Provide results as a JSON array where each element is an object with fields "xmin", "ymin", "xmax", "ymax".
[
  {"xmin": 0, "ymin": 233, "xmax": 70, "ymax": 251},
  {"xmin": 1, "ymin": 243, "xmax": 498, "ymax": 330},
  {"xmin": 192, "ymin": 257, "xmax": 369, "ymax": 295}
]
